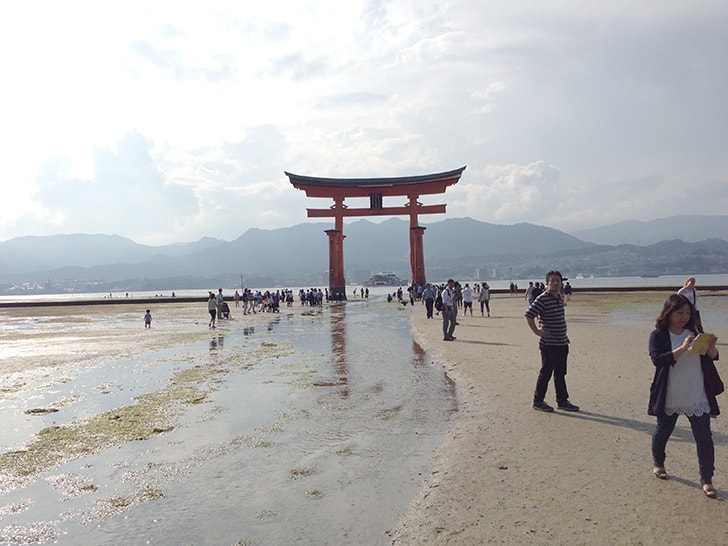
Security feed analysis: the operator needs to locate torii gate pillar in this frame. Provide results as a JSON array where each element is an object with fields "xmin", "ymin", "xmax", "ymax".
[
  {"xmin": 326, "ymin": 229, "xmax": 346, "ymax": 298},
  {"xmin": 286, "ymin": 167, "xmax": 466, "ymax": 298},
  {"xmin": 410, "ymin": 225, "xmax": 426, "ymax": 288}
]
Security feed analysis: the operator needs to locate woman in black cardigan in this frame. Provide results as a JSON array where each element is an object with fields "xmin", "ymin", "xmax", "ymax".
[{"xmin": 648, "ymin": 294, "xmax": 720, "ymax": 498}]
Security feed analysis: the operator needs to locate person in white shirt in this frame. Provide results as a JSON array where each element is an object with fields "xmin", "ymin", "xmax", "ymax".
[
  {"xmin": 462, "ymin": 283, "xmax": 473, "ymax": 317},
  {"xmin": 677, "ymin": 277, "xmax": 702, "ymax": 332},
  {"xmin": 648, "ymin": 293, "xmax": 719, "ymax": 497}
]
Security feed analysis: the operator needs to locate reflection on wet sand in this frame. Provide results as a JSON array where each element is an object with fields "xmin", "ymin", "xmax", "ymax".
[
  {"xmin": 331, "ymin": 304, "xmax": 349, "ymax": 396},
  {"xmin": 309, "ymin": 304, "xmax": 349, "ymax": 396},
  {"xmin": 209, "ymin": 334, "xmax": 224, "ymax": 352}
]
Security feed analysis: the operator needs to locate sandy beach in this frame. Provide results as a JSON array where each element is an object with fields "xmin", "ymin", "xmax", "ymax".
[
  {"xmin": 2, "ymin": 291, "xmax": 728, "ymax": 544},
  {"xmin": 391, "ymin": 290, "xmax": 728, "ymax": 544}
]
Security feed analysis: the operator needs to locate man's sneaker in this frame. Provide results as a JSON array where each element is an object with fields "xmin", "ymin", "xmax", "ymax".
[
  {"xmin": 557, "ymin": 401, "xmax": 580, "ymax": 412},
  {"xmin": 532, "ymin": 401, "xmax": 554, "ymax": 412}
]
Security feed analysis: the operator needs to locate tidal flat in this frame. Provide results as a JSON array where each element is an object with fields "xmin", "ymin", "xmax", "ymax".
[{"xmin": 0, "ymin": 299, "xmax": 456, "ymax": 545}]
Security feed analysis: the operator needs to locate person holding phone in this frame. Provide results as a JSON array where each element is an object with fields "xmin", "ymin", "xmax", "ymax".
[{"xmin": 648, "ymin": 294, "xmax": 720, "ymax": 498}]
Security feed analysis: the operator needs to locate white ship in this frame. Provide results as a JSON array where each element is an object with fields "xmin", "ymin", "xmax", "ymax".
[{"xmin": 363, "ymin": 272, "xmax": 404, "ymax": 286}]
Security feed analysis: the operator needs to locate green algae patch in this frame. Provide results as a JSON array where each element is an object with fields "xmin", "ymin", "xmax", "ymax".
[
  {"xmin": 47, "ymin": 473, "xmax": 98, "ymax": 500},
  {"xmin": 0, "ymin": 521, "xmax": 60, "ymax": 545},
  {"xmin": 0, "ymin": 382, "xmax": 26, "ymax": 394},
  {"xmin": 231, "ymin": 435, "xmax": 272, "ymax": 448},
  {"xmin": 0, "ymin": 367, "xmax": 212, "ymax": 488},
  {"xmin": 574, "ymin": 291, "xmax": 668, "ymax": 314},
  {"xmin": 0, "ymin": 332, "xmax": 296, "ymax": 497},
  {"xmin": 24, "ymin": 407, "xmax": 59, "ymax": 415},
  {"xmin": 290, "ymin": 467, "xmax": 315, "ymax": 478},
  {"xmin": 256, "ymin": 510, "xmax": 278, "ymax": 520},
  {"xmin": 0, "ymin": 499, "xmax": 30, "ymax": 518},
  {"xmin": 1, "ymin": 394, "xmax": 182, "ymax": 483},
  {"xmin": 136, "ymin": 485, "xmax": 165, "ymax": 502},
  {"xmin": 42, "ymin": 316, "xmax": 94, "ymax": 324},
  {"xmin": 376, "ymin": 404, "xmax": 402, "ymax": 421}
]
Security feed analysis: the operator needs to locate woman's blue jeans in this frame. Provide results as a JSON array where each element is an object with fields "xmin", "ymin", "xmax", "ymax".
[{"xmin": 652, "ymin": 412, "xmax": 714, "ymax": 484}]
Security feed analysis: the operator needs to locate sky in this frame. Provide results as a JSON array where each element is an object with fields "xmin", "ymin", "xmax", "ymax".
[{"xmin": 1, "ymin": 0, "xmax": 727, "ymax": 245}]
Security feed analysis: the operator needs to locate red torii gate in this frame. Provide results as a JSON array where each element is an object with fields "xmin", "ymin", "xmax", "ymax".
[{"xmin": 285, "ymin": 166, "xmax": 466, "ymax": 297}]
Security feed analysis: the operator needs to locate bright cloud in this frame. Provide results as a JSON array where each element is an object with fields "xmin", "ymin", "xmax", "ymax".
[{"xmin": 0, "ymin": 0, "xmax": 726, "ymax": 244}]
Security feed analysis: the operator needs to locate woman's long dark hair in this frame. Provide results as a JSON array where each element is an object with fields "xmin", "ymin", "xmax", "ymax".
[{"xmin": 655, "ymin": 294, "xmax": 696, "ymax": 331}]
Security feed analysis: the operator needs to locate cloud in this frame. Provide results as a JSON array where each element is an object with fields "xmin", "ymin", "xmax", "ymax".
[
  {"xmin": 151, "ymin": 125, "xmax": 313, "ymax": 242},
  {"xmin": 31, "ymin": 132, "xmax": 199, "ymax": 242},
  {"xmin": 447, "ymin": 161, "xmax": 561, "ymax": 223},
  {"xmin": 265, "ymin": 53, "xmax": 331, "ymax": 81},
  {"xmin": 131, "ymin": 40, "xmax": 237, "ymax": 82},
  {"xmin": 470, "ymin": 81, "xmax": 509, "ymax": 114},
  {"xmin": 1, "ymin": 1, "xmax": 727, "ymax": 244}
]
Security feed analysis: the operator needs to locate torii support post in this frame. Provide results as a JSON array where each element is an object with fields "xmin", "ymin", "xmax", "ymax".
[
  {"xmin": 410, "ymin": 225, "xmax": 426, "ymax": 288},
  {"xmin": 286, "ymin": 167, "xmax": 466, "ymax": 297},
  {"xmin": 326, "ymin": 229, "xmax": 346, "ymax": 298}
]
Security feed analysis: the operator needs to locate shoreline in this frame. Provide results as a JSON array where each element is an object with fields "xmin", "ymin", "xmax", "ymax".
[
  {"xmin": 392, "ymin": 291, "xmax": 728, "ymax": 544},
  {"xmin": 3, "ymin": 285, "xmax": 728, "ymax": 308}
]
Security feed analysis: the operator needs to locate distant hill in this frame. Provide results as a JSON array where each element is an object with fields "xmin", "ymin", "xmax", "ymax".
[
  {"xmin": 1, "ymin": 216, "xmax": 727, "ymax": 293},
  {"xmin": 422, "ymin": 218, "xmax": 590, "ymax": 258},
  {"xmin": 515, "ymin": 239, "xmax": 728, "ymax": 279},
  {"xmin": 0, "ymin": 233, "xmax": 224, "ymax": 274},
  {"xmin": 0, "ymin": 218, "xmax": 594, "ymax": 287},
  {"xmin": 570, "ymin": 215, "xmax": 728, "ymax": 245}
]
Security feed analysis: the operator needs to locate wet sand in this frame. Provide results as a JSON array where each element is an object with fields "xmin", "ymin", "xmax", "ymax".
[
  {"xmin": 391, "ymin": 291, "xmax": 728, "ymax": 544},
  {"xmin": 0, "ymin": 300, "xmax": 454, "ymax": 544},
  {"xmin": 4, "ymin": 293, "xmax": 728, "ymax": 544},
  {"xmin": 0, "ymin": 302, "xmax": 216, "ymax": 376}
]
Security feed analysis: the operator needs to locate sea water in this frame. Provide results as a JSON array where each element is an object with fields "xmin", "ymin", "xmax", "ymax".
[
  {"xmin": 0, "ymin": 300, "xmax": 456, "ymax": 545},
  {"xmin": 2, "ymin": 273, "xmax": 728, "ymax": 303}
]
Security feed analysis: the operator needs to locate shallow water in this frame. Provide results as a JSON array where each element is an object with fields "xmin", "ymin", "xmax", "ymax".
[
  {"xmin": 0, "ymin": 300, "xmax": 456, "ymax": 545},
  {"xmin": 610, "ymin": 292, "xmax": 728, "ymax": 330}
]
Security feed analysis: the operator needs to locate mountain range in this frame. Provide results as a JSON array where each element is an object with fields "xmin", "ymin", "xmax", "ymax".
[
  {"xmin": 1, "ymin": 215, "xmax": 727, "ymax": 293},
  {"xmin": 571, "ymin": 214, "xmax": 728, "ymax": 245}
]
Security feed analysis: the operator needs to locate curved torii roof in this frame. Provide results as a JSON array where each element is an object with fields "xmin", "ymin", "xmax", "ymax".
[{"xmin": 285, "ymin": 166, "xmax": 466, "ymax": 198}]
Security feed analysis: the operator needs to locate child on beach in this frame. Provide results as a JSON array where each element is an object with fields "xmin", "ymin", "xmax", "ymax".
[
  {"xmin": 208, "ymin": 292, "xmax": 217, "ymax": 329},
  {"xmin": 144, "ymin": 309, "xmax": 152, "ymax": 329}
]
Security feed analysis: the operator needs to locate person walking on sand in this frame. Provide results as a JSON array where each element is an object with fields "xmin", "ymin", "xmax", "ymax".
[
  {"xmin": 208, "ymin": 292, "xmax": 217, "ymax": 329},
  {"xmin": 648, "ymin": 293, "xmax": 721, "ymax": 498},
  {"xmin": 525, "ymin": 270, "xmax": 579, "ymax": 413},
  {"xmin": 422, "ymin": 283, "xmax": 435, "ymax": 319},
  {"xmin": 479, "ymin": 281, "xmax": 491, "ymax": 317},
  {"xmin": 525, "ymin": 281, "xmax": 536, "ymax": 305},
  {"xmin": 216, "ymin": 288, "xmax": 225, "ymax": 319},
  {"xmin": 563, "ymin": 281, "xmax": 572, "ymax": 302},
  {"xmin": 462, "ymin": 283, "xmax": 474, "ymax": 317},
  {"xmin": 441, "ymin": 279, "xmax": 457, "ymax": 341},
  {"xmin": 144, "ymin": 309, "xmax": 152, "ymax": 329},
  {"xmin": 677, "ymin": 277, "xmax": 702, "ymax": 332}
]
